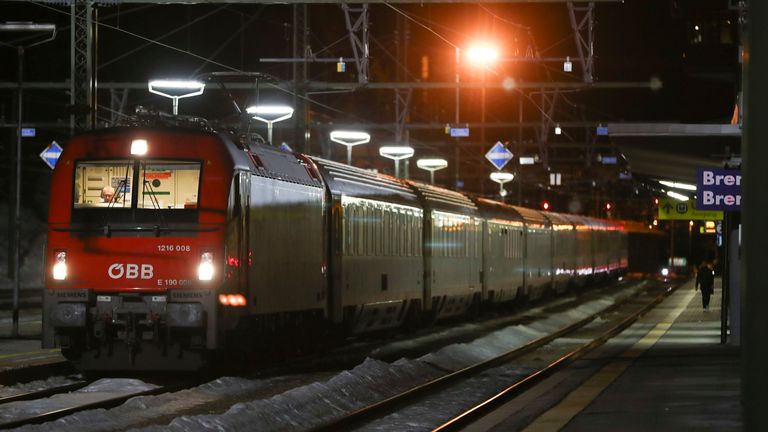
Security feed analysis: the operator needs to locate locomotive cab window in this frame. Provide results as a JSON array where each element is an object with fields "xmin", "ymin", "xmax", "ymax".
[
  {"xmin": 73, "ymin": 160, "xmax": 201, "ymax": 210},
  {"xmin": 137, "ymin": 161, "xmax": 200, "ymax": 210},
  {"xmin": 73, "ymin": 160, "xmax": 135, "ymax": 208}
]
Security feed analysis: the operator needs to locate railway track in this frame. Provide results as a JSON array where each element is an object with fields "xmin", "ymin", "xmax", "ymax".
[
  {"xmin": 0, "ymin": 279, "xmax": 664, "ymax": 431},
  {"xmin": 0, "ymin": 377, "xmax": 201, "ymax": 430},
  {"xmin": 307, "ymin": 280, "xmax": 677, "ymax": 431}
]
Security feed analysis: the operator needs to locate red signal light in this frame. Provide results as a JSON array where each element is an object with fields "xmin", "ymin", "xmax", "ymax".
[
  {"xmin": 606, "ymin": 202, "xmax": 612, "ymax": 210},
  {"xmin": 542, "ymin": 201, "xmax": 550, "ymax": 211},
  {"xmin": 653, "ymin": 197, "xmax": 659, "ymax": 205}
]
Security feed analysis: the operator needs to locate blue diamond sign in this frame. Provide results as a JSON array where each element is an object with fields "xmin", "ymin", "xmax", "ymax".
[
  {"xmin": 40, "ymin": 141, "xmax": 63, "ymax": 170},
  {"xmin": 485, "ymin": 141, "xmax": 514, "ymax": 170}
]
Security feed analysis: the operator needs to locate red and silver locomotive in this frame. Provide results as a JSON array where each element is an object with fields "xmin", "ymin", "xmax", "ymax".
[{"xmin": 44, "ymin": 120, "xmax": 627, "ymax": 370}]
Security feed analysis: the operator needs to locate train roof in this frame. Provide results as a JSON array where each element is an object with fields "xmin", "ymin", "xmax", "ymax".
[
  {"xmin": 561, "ymin": 214, "xmax": 592, "ymax": 230},
  {"xmin": 309, "ymin": 157, "xmax": 420, "ymax": 206},
  {"xmin": 510, "ymin": 205, "xmax": 550, "ymax": 228},
  {"xmin": 473, "ymin": 198, "xmax": 524, "ymax": 224},
  {"xmin": 543, "ymin": 212, "xmax": 576, "ymax": 230},
  {"xmin": 406, "ymin": 181, "xmax": 479, "ymax": 216},
  {"xmin": 246, "ymin": 142, "xmax": 323, "ymax": 188},
  {"xmin": 64, "ymin": 126, "xmax": 254, "ymax": 169}
]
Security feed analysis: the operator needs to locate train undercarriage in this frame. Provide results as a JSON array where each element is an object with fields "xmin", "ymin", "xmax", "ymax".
[{"xmin": 43, "ymin": 289, "xmax": 217, "ymax": 371}]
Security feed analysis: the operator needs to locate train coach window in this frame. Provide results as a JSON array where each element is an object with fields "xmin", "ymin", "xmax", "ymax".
[
  {"xmin": 73, "ymin": 160, "xmax": 134, "ymax": 208},
  {"xmin": 138, "ymin": 161, "xmax": 201, "ymax": 210}
]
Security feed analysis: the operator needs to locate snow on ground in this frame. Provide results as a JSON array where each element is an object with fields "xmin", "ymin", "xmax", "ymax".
[
  {"xmin": 126, "ymin": 285, "xmax": 643, "ymax": 432},
  {"xmin": 13, "ymin": 375, "xmax": 320, "ymax": 432},
  {"xmin": 357, "ymin": 364, "xmax": 533, "ymax": 431},
  {"xmin": 135, "ymin": 358, "xmax": 443, "ymax": 432}
]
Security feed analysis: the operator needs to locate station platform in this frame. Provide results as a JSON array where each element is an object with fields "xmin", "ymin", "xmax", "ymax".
[
  {"xmin": 466, "ymin": 277, "xmax": 742, "ymax": 432},
  {"xmin": 0, "ymin": 308, "xmax": 63, "ymax": 371}
]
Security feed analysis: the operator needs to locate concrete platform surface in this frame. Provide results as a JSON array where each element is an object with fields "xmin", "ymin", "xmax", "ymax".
[{"xmin": 467, "ymin": 278, "xmax": 741, "ymax": 432}]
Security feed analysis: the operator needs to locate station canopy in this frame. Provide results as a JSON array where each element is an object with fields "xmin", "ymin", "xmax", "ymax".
[{"xmin": 608, "ymin": 123, "xmax": 741, "ymax": 185}]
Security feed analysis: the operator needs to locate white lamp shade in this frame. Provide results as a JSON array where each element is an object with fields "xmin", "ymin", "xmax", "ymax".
[
  {"xmin": 417, "ymin": 158, "xmax": 448, "ymax": 171},
  {"xmin": 246, "ymin": 105, "xmax": 295, "ymax": 123},
  {"xmin": 330, "ymin": 130, "xmax": 371, "ymax": 147},
  {"xmin": 490, "ymin": 172, "xmax": 515, "ymax": 184},
  {"xmin": 148, "ymin": 80, "xmax": 205, "ymax": 98},
  {"xmin": 379, "ymin": 146, "xmax": 415, "ymax": 160}
]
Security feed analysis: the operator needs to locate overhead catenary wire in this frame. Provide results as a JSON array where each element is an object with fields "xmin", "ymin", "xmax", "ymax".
[
  {"xmin": 20, "ymin": 2, "xmax": 606, "ymax": 145},
  {"xmin": 27, "ymin": 2, "xmax": 367, "ymax": 121}
]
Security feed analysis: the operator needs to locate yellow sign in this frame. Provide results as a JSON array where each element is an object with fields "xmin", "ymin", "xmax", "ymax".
[{"xmin": 658, "ymin": 198, "xmax": 723, "ymax": 220}]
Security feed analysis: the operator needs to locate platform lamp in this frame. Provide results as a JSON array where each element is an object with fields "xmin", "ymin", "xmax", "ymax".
[
  {"xmin": 379, "ymin": 146, "xmax": 414, "ymax": 178},
  {"xmin": 0, "ymin": 21, "xmax": 56, "ymax": 338},
  {"xmin": 330, "ymin": 130, "xmax": 371, "ymax": 165},
  {"xmin": 416, "ymin": 158, "xmax": 448, "ymax": 185},
  {"xmin": 490, "ymin": 171, "xmax": 515, "ymax": 198},
  {"xmin": 246, "ymin": 105, "xmax": 294, "ymax": 145},
  {"xmin": 148, "ymin": 80, "xmax": 206, "ymax": 115}
]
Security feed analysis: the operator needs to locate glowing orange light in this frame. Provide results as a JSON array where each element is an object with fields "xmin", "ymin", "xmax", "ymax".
[
  {"xmin": 219, "ymin": 294, "xmax": 247, "ymax": 307},
  {"xmin": 466, "ymin": 44, "xmax": 499, "ymax": 65}
]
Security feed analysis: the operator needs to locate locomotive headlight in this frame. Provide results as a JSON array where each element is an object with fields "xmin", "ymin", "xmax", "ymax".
[
  {"xmin": 131, "ymin": 139, "xmax": 148, "ymax": 156},
  {"xmin": 198, "ymin": 251, "xmax": 214, "ymax": 281},
  {"xmin": 52, "ymin": 251, "xmax": 67, "ymax": 281}
]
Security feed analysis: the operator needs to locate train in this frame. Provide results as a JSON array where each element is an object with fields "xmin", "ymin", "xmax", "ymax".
[{"xmin": 43, "ymin": 120, "xmax": 628, "ymax": 370}]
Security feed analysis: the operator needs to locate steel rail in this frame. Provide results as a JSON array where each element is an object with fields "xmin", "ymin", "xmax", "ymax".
[
  {"xmin": 433, "ymin": 282, "xmax": 679, "ymax": 431},
  {"xmin": 309, "ymin": 280, "xmax": 671, "ymax": 432},
  {"xmin": 0, "ymin": 380, "xmax": 198, "ymax": 430},
  {"xmin": 0, "ymin": 361, "xmax": 73, "ymax": 387},
  {"xmin": 0, "ymin": 381, "xmax": 89, "ymax": 405}
]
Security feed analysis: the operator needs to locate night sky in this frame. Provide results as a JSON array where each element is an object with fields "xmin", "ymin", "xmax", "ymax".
[{"xmin": 0, "ymin": 0, "xmax": 740, "ymax": 219}]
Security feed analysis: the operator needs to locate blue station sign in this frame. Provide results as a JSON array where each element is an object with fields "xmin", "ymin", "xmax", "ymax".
[
  {"xmin": 696, "ymin": 168, "xmax": 741, "ymax": 211},
  {"xmin": 40, "ymin": 141, "xmax": 63, "ymax": 170},
  {"xmin": 450, "ymin": 127, "xmax": 470, "ymax": 137},
  {"xmin": 485, "ymin": 141, "xmax": 514, "ymax": 170}
]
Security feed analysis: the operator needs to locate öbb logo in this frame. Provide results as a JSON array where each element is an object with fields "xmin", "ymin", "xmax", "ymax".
[{"xmin": 108, "ymin": 264, "xmax": 154, "ymax": 280}]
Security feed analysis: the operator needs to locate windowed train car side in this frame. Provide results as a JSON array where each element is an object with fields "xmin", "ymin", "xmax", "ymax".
[
  {"xmin": 309, "ymin": 158, "xmax": 424, "ymax": 333},
  {"xmin": 407, "ymin": 183, "xmax": 483, "ymax": 320}
]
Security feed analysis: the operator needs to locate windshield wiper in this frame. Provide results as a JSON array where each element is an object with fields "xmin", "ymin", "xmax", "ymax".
[
  {"xmin": 108, "ymin": 179, "xmax": 128, "ymax": 208},
  {"xmin": 141, "ymin": 165, "xmax": 167, "ymax": 227}
]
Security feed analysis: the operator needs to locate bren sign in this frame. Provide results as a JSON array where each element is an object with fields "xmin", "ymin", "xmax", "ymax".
[{"xmin": 696, "ymin": 168, "xmax": 742, "ymax": 211}]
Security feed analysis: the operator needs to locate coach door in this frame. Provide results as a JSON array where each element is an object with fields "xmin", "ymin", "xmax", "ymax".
[{"xmin": 225, "ymin": 172, "xmax": 250, "ymax": 296}]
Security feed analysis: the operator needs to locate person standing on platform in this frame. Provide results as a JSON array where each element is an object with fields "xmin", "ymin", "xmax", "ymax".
[{"xmin": 695, "ymin": 261, "xmax": 715, "ymax": 311}]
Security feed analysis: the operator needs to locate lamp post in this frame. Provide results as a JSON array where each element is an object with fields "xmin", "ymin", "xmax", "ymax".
[
  {"xmin": 490, "ymin": 171, "xmax": 515, "ymax": 198},
  {"xmin": 147, "ymin": 79, "xmax": 206, "ymax": 115},
  {"xmin": 453, "ymin": 43, "xmax": 499, "ymax": 188},
  {"xmin": 454, "ymin": 46, "xmax": 460, "ymax": 187},
  {"xmin": 417, "ymin": 158, "xmax": 448, "ymax": 185},
  {"xmin": 468, "ymin": 44, "xmax": 499, "ymax": 193},
  {"xmin": 330, "ymin": 130, "xmax": 371, "ymax": 165},
  {"xmin": 246, "ymin": 105, "xmax": 294, "ymax": 145},
  {"xmin": 0, "ymin": 22, "xmax": 56, "ymax": 337},
  {"xmin": 379, "ymin": 145, "xmax": 414, "ymax": 178},
  {"xmin": 467, "ymin": 45, "xmax": 498, "ymax": 142}
]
